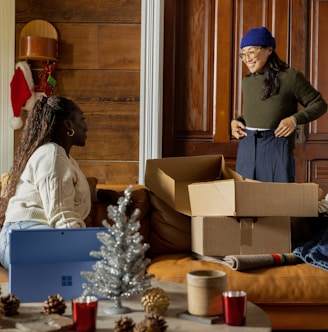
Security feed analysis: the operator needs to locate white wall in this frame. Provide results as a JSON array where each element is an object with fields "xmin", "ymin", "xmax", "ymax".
[{"xmin": 0, "ymin": 0, "xmax": 15, "ymax": 176}]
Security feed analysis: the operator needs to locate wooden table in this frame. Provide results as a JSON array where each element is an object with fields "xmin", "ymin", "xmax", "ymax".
[{"xmin": 0, "ymin": 281, "xmax": 271, "ymax": 331}]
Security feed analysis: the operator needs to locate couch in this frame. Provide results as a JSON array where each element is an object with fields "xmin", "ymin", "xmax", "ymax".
[{"xmin": 1, "ymin": 184, "xmax": 328, "ymax": 330}]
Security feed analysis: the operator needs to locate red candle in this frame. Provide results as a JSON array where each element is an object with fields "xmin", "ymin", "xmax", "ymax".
[
  {"xmin": 222, "ymin": 291, "xmax": 247, "ymax": 326},
  {"xmin": 72, "ymin": 296, "xmax": 98, "ymax": 332}
]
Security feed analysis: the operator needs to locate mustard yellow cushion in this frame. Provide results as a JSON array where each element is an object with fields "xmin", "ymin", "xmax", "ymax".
[{"xmin": 148, "ymin": 254, "xmax": 328, "ymax": 305}]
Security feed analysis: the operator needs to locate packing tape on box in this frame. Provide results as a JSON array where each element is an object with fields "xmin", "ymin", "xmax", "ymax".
[{"xmin": 240, "ymin": 218, "xmax": 255, "ymax": 247}]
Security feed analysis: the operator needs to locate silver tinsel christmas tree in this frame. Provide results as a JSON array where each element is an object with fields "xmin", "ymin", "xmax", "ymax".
[{"xmin": 81, "ymin": 186, "xmax": 153, "ymax": 314}]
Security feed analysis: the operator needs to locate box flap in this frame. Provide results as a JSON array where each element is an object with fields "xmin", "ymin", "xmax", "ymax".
[
  {"xmin": 145, "ymin": 163, "xmax": 176, "ymax": 208},
  {"xmin": 189, "ymin": 179, "xmax": 237, "ymax": 216},
  {"xmin": 146, "ymin": 155, "xmax": 224, "ymax": 181},
  {"xmin": 145, "ymin": 155, "xmax": 226, "ymax": 215},
  {"xmin": 189, "ymin": 180, "xmax": 318, "ymax": 217},
  {"xmin": 235, "ymin": 182, "xmax": 318, "ymax": 217},
  {"xmin": 222, "ymin": 164, "xmax": 243, "ymax": 181}
]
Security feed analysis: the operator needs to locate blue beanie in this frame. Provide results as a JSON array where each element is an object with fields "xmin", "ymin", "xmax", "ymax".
[{"xmin": 240, "ymin": 26, "xmax": 276, "ymax": 49}]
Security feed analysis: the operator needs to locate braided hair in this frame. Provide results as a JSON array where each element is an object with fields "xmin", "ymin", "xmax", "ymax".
[{"xmin": 0, "ymin": 96, "xmax": 78, "ymax": 227}]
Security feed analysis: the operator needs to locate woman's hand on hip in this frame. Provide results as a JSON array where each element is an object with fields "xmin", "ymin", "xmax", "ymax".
[
  {"xmin": 275, "ymin": 116, "xmax": 297, "ymax": 137},
  {"xmin": 231, "ymin": 120, "xmax": 247, "ymax": 139}
]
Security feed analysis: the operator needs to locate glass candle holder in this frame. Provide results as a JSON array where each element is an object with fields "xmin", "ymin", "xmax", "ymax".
[
  {"xmin": 72, "ymin": 295, "xmax": 98, "ymax": 332},
  {"xmin": 222, "ymin": 291, "xmax": 247, "ymax": 326}
]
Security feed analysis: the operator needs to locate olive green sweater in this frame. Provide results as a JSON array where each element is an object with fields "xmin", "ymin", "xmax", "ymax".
[{"xmin": 237, "ymin": 67, "xmax": 327, "ymax": 149}]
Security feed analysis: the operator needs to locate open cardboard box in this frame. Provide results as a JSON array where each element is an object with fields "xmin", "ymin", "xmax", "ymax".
[
  {"xmin": 192, "ymin": 216, "xmax": 291, "ymax": 256},
  {"xmin": 145, "ymin": 155, "xmax": 234, "ymax": 215},
  {"xmin": 145, "ymin": 154, "xmax": 319, "ymax": 217}
]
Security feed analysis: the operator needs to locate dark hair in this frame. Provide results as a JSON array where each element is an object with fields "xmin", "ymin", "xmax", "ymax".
[
  {"xmin": 0, "ymin": 96, "xmax": 78, "ymax": 227},
  {"xmin": 247, "ymin": 50, "xmax": 289, "ymax": 100}
]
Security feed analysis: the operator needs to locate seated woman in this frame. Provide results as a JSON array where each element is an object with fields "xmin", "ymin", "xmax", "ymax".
[{"xmin": 0, "ymin": 96, "xmax": 91, "ymax": 269}]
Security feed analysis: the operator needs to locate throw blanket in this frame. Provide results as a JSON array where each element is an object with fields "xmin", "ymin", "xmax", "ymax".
[
  {"xmin": 293, "ymin": 224, "xmax": 328, "ymax": 272},
  {"xmin": 193, "ymin": 253, "xmax": 302, "ymax": 271}
]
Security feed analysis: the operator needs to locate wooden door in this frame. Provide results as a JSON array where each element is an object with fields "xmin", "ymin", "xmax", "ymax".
[
  {"xmin": 293, "ymin": 0, "xmax": 328, "ymax": 192},
  {"xmin": 163, "ymin": 0, "xmax": 328, "ymax": 192}
]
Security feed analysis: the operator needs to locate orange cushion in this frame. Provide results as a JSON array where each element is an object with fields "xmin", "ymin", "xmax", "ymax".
[{"xmin": 148, "ymin": 254, "xmax": 328, "ymax": 305}]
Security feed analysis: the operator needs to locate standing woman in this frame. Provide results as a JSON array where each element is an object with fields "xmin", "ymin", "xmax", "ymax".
[
  {"xmin": 0, "ymin": 96, "xmax": 91, "ymax": 269},
  {"xmin": 231, "ymin": 26, "xmax": 327, "ymax": 182}
]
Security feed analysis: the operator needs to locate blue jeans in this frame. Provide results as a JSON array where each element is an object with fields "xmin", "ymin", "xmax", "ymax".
[{"xmin": 0, "ymin": 221, "xmax": 52, "ymax": 269}]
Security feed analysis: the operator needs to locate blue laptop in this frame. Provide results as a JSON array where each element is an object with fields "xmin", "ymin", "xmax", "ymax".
[{"xmin": 9, "ymin": 227, "xmax": 106, "ymax": 302}]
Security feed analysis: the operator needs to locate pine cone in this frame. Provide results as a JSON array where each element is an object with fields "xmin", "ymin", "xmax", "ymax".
[
  {"xmin": 43, "ymin": 294, "xmax": 66, "ymax": 315},
  {"xmin": 141, "ymin": 288, "xmax": 169, "ymax": 316},
  {"xmin": 114, "ymin": 316, "xmax": 135, "ymax": 332},
  {"xmin": 133, "ymin": 314, "xmax": 168, "ymax": 332},
  {"xmin": 0, "ymin": 294, "xmax": 20, "ymax": 316}
]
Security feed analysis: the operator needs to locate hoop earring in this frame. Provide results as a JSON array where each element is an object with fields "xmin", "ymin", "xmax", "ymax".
[{"xmin": 67, "ymin": 129, "xmax": 75, "ymax": 137}]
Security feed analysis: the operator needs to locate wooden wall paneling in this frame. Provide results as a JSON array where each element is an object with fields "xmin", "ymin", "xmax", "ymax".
[
  {"xmin": 163, "ymin": 0, "xmax": 239, "ymax": 160},
  {"xmin": 173, "ymin": 0, "xmax": 215, "ymax": 138},
  {"xmin": 15, "ymin": 0, "xmax": 141, "ymax": 185},
  {"xmin": 15, "ymin": 0, "xmax": 141, "ymax": 24},
  {"xmin": 54, "ymin": 24, "xmax": 141, "ymax": 70},
  {"xmin": 290, "ymin": 0, "xmax": 310, "ymax": 183},
  {"xmin": 310, "ymin": 160, "xmax": 328, "ymax": 195},
  {"xmin": 287, "ymin": 0, "xmax": 307, "ymax": 72},
  {"xmin": 214, "ymin": 0, "xmax": 233, "ymax": 143},
  {"xmin": 70, "ymin": 101, "xmax": 140, "ymax": 161},
  {"xmin": 78, "ymin": 161, "xmax": 139, "ymax": 185},
  {"xmin": 54, "ymin": 70, "xmax": 140, "ymax": 101},
  {"xmin": 308, "ymin": 0, "xmax": 328, "ymax": 139}
]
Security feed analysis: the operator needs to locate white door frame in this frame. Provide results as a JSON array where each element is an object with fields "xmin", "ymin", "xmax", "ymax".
[
  {"xmin": 139, "ymin": 0, "xmax": 164, "ymax": 184},
  {"xmin": 0, "ymin": 0, "xmax": 15, "ymax": 176}
]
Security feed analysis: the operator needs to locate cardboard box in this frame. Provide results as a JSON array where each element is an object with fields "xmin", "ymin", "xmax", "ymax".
[
  {"xmin": 145, "ymin": 154, "xmax": 318, "ymax": 217},
  {"xmin": 192, "ymin": 216, "xmax": 291, "ymax": 256},
  {"xmin": 145, "ymin": 155, "xmax": 237, "ymax": 215},
  {"xmin": 188, "ymin": 180, "xmax": 318, "ymax": 217}
]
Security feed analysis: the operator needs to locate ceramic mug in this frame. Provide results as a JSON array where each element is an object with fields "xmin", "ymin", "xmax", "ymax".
[{"xmin": 187, "ymin": 269, "xmax": 226, "ymax": 316}]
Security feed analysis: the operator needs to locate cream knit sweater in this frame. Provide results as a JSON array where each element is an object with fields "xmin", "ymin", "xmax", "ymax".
[{"xmin": 4, "ymin": 143, "xmax": 90, "ymax": 228}]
